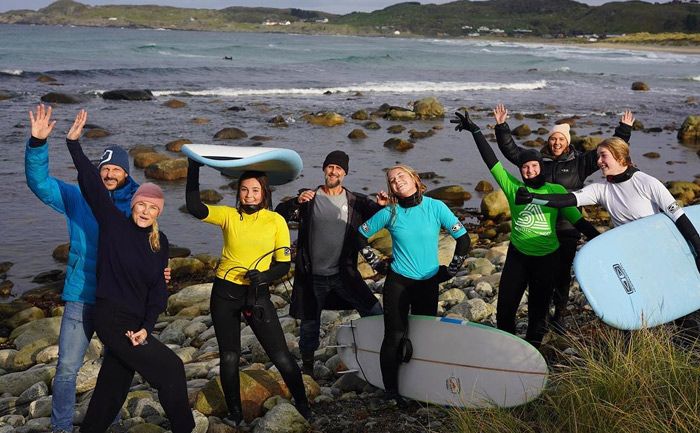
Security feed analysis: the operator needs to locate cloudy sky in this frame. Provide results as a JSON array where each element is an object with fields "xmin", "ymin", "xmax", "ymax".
[{"xmin": 0, "ymin": 1, "xmax": 657, "ymax": 15}]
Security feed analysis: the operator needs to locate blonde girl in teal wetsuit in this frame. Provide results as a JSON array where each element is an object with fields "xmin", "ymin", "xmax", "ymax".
[{"xmin": 359, "ymin": 164, "xmax": 471, "ymax": 405}]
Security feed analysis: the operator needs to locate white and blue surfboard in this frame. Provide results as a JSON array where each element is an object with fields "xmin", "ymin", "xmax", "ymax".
[
  {"xmin": 573, "ymin": 204, "xmax": 700, "ymax": 330},
  {"xmin": 335, "ymin": 315, "xmax": 548, "ymax": 408},
  {"xmin": 181, "ymin": 144, "xmax": 302, "ymax": 185}
]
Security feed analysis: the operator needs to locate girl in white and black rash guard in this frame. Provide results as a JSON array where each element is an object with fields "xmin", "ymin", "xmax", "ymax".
[
  {"xmin": 65, "ymin": 110, "xmax": 194, "ymax": 433},
  {"xmin": 516, "ymin": 137, "xmax": 700, "ymax": 272}
]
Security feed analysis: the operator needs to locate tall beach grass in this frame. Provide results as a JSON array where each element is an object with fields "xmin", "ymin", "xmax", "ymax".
[{"xmin": 451, "ymin": 325, "xmax": 700, "ymax": 433}]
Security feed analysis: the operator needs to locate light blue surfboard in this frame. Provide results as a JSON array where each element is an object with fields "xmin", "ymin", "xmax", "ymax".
[
  {"xmin": 573, "ymin": 205, "xmax": 700, "ymax": 330},
  {"xmin": 335, "ymin": 315, "xmax": 548, "ymax": 408},
  {"xmin": 181, "ymin": 144, "xmax": 302, "ymax": 185}
]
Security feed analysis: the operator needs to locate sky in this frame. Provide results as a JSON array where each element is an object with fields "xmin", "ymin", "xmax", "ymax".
[{"xmin": 0, "ymin": 1, "xmax": 660, "ymax": 15}]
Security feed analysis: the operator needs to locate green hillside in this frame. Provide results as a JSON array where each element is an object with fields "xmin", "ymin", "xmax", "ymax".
[{"xmin": 0, "ymin": 0, "xmax": 698, "ymax": 37}]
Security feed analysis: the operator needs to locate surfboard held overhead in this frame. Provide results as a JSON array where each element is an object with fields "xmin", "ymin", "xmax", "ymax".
[{"xmin": 181, "ymin": 144, "xmax": 303, "ymax": 185}]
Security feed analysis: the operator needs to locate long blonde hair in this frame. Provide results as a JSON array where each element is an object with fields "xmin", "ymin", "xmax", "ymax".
[
  {"xmin": 149, "ymin": 219, "xmax": 161, "ymax": 252},
  {"xmin": 385, "ymin": 164, "xmax": 427, "ymax": 225},
  {"xmin": 598, "ymin": 137, "xmax": 632, "ymax": 167}
]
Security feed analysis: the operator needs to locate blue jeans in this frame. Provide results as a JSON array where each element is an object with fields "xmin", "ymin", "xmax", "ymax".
[
  {"xmin": 51, "ymin": 301, "xmax": 95, "ymax": 432},
  {"xmin": 299, "ymin": 274, "xmax": 383, "ymax": 355}
]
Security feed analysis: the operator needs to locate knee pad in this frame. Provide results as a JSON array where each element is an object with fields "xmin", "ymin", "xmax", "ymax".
[{"xmin": 220, "ymin": 351, "xmax": 239, "ymax": 365}]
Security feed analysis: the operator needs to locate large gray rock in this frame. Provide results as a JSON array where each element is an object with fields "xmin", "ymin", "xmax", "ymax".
[
  {"xmin": 0, "ymin": 414, "xmax": 25, "ymax": 427},
  {"xmin": 678, "ymin": 115, "xmax": 700, "ymax": 145},
  {"xmin": 40, "ymin": 92, "xmax": 86, "ymax": 104},
  {"xmin": 17, "ymin": 382, "xmax": 48, "ymax": 405},
  {"xmin": 158, "ymin": 319, "xmax": 191, "ymax": 345},
  {"xmin": 75, "ymin": 359, "xmax": 101, "ymax": 393},
  {"xmin": 0, "ymin": 349, "xmax": 17, "ymax": 370},
  {"xmin": 28, "ymin": 396, "xmax": 52, "ymax": 419},
  {"xmin": 127, "ymin": 398, "xmax": 165, "ymax": 419},
  {"xmin": 0, "ymin": 366, "xmax": 55, "ymax": 396},
  {"xmin": 253, "ymin": 402, "xmax": 309, "ymax": 433},
  {"xmin": 447, "ymin": 298, "xmax": 495, "ymax": 322},
  {"xmin": 480, "ymin": 190, "xmax": 510, "ymax": 219},
  {"xmin": 167, "ymin": 283, "xmax": 212, "ymax": 315},
  {"xmin": 10, "ymin": 317, "xmax": 62, "ymax": 350},
  {"xmin": 15, "ymin": 417, "xmax": 51, "ymax": 433},
  {"xmin": 192, "ymin": 410, "xmax": 208, "ymax": 433},
  {"xmin": 413, "ymin": 96, "xmax": 445, "ymax": 119},
  {"xmin": 5, "ymin": 307, "xmax": 46, "ymax": 330}
]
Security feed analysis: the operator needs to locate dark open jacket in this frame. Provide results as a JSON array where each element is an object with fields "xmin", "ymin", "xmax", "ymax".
[
  {"xmin": 496, "ymin": 121, "xmax": 632, "ymax": 236},
  {"xmin": 275, "ymin": 187, "xmax": 382, "ymax": 320}
]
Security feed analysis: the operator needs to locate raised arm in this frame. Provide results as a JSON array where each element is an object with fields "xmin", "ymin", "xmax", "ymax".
[
  {"xmin": 613, "ymin": 110, "xmax": 634, "ymax": 143},
  {"xmin": 493, "ymin": 104, "xmax": 523, "ymax": 166},
  {"xmin": 185, "ymin": 159, "xmax": 209, "ymax": 220},
  {"xmin": 65, "ymin": 110, "xmax": 119, "ymax": 224},
  {"xmin": 451, "ymin": 111, "xmax": 498, "ymax": 169},
  {"xmin": 25, "ymin": 104, "xmax": 66, "ymax": 212}
]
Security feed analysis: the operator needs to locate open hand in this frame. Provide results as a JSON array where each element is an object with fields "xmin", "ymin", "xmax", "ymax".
[
  {"xmin": 29, "ymin": 104, "xmax": 56, "ymax": 140},
  {"xmin": 450, "ymin": 111, "xmax": 480, "ymax": 133},
  {"xmin": 125, "ymin": 329, "xmax": 148, "ymax": 346},
  {"xmin": 493, "ymin": 104, "xmax": 508, "ymax": 124},
  {"xmin": 66, "ymin": 109, "xmax": 87, "ymax": 141},
  {"xmin": 298, "ymin": 190, "xmax": 316, "ymax": 203},
  {"xmin": 620, "ymin": 110, "xmax": 634, "ymax": 127},
  {"xmin": 515, "ymin": 187, "xmax": 533, "ymax": 205}
]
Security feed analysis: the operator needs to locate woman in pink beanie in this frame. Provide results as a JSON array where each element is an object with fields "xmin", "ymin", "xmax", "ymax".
[
  {"xmin": 493, "ymin": 104, "xmax": 634, "ymax": 333},
  {"xmin": 64, "ymin": 109, "xmax": 194, "ymax": 433}
]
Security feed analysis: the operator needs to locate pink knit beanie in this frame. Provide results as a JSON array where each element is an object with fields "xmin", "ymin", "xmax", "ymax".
[
  {"xmin": 131, "ymin": 183, "xmax": 165, "ymax": 214},
  {"xmin": 549, "ymin": 124, "xmax": 571, "ymax": 145}
]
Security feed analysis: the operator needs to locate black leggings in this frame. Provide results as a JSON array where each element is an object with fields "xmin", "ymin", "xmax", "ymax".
[
  {"xmin": 210, "ymin": 277, "xmax": 308, "ymax": 415},
  {"xmin": 552, "ymin": 233, "xmax": 579, "ymax": 316},
  {"xmin": 82, "ymin": 302, "xmax": 194, "ymax": 433},
  {"xmin": 497, "ymin": 245, "xmax": 559, "ymax": 347},
  {"xmin": 380, "ymin": 269, "xmax": 439, "ymax": 393}
]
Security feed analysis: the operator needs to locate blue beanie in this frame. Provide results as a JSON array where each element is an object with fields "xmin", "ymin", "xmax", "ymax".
[{"xmin": 98, "ymin": 145, "xmax": 130, "ymax": 174}]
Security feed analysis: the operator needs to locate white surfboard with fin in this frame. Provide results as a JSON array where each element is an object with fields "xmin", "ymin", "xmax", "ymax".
[
  {"xmin": 335, "ymin": 315, "xmax": 548, "ymax": 408},
  {"xmin": 181, "ymin": 144, "xmax": 302, "ymax": 185}
]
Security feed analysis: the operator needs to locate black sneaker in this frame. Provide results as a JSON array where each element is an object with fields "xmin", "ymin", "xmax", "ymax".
[
  {"xmin": 301, "ymin": 353, "xmax": 315, "ymax": 378},
  {"xmin": 295, "ymin": 401, "xmax": 313, "ymax": 420}
]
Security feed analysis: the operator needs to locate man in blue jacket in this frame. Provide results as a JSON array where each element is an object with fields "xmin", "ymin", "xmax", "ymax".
[{"xmin": 26, "ymin": 104, "xmax": 140, "ymax": 433}]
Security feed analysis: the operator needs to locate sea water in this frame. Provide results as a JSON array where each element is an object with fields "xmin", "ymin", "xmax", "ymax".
[{"xmin": 1, "ymin": 24, "xmax": 699, "ymax": 296}]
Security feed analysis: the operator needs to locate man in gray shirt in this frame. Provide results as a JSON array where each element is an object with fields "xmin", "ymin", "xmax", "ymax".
[{"xmin": 276, "ymin": 150, "xmax": 384, "ymax": 376}]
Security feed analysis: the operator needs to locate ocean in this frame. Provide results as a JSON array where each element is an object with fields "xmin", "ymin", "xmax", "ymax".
[{"xmin": 1, "ymin": 24, "xmax": 699, "ymax": 298}]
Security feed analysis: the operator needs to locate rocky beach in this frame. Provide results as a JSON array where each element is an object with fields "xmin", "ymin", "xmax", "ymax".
[{"xmin": 1, "ymin": 23, "xmax": 700, "ymax": 433}]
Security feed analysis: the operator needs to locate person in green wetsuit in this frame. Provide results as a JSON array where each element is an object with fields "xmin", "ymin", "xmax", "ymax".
[{"xmin": 452, "ymin": 110, "xmax": 599, "ymax": 347}]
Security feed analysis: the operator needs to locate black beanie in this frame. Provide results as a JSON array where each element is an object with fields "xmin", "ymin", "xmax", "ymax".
[
  {"xmin": 322, "ymin": 150, "xmax": 349, "ymax": 174},
  {"xmin": 518, "ymin": 149, "xmax": 543, "ymax": 168}
]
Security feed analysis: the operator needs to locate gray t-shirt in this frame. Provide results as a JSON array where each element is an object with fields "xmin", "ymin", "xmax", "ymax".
[{"xmin": 310, "ymin": 188, "xmax": 349, "ymax": 276}]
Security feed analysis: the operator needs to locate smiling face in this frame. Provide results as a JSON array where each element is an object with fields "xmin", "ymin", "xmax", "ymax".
[
  {"xmin": 323, "ymin": 164, "xmax": 346, "ymax": 189},
  {"xmin": 100, "ymin": 164, "xmax": 128, "ymax": 191},
  {"xmin": 548, "ymin": 132, "xmax": 569, "ymax": 157},
  {"xmin": 597, "ymin": 146, "xmax": 627, "ymax": 176},
  {"xmin": 131, "ymin": 200, "xmax": 160, "ymax": 228},
  {"xmin": 520, "ymin": 160, "xmax": 541, "ymax": 180},
  {"xmin": 387, "ymin": 167, "xmax": 418, "ymax": 198},
  {"xmin": 239, "ymin": 177, "xmax": 263, "ymax": 206}
]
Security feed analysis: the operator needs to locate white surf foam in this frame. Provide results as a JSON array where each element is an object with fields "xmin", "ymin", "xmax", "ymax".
[
  {"xmin": 0, "ymin": 69, "xmax": 23, "ymax": 76},
  {"xmin": 152, "ymin": 80, "xmax": 548, "ymax": 97}
]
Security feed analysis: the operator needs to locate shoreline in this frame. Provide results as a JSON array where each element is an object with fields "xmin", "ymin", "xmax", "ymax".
[{"xmin": 0, "ymin": 22, "xmax": 698, "ymax": 56}]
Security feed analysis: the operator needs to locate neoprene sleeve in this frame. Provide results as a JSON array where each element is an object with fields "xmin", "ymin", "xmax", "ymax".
[
  {"xmin": 573, "ymin": 218, "xmax": 600, "ymax": 240},
  {"xmin": 448, "ymin": 232, "xmax": 471, "ymax": 275},
  {"xmin": 529, "ymin": 192, "xmax": 578, "ymax": 208},
  {"xmin": 675, "ymin": 213, "xmax": 700, "ymax": 257},
  {"xmin": 185, "ymin": 160, "xmax": 209, "ymax": 219},
  {"xmin": 471, "ymin": 130, "xmax": 499, "ymax": 169},
  {"xmin": 256, "ymin": 261, "xmax": 291, "ymax": 283}
]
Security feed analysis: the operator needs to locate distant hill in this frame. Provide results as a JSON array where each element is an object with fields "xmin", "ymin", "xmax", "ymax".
[{"xmin": 0, "ymin": 0, "xmax": 698, "ymax": 37}]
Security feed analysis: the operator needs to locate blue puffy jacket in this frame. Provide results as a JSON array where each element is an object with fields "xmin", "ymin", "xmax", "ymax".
[{"xmin": 25, "ymin": 138, "xmax": 139, "ymax": 303}]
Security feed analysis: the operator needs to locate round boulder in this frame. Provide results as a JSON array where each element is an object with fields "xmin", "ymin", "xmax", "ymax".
[
  {"xmin": 302, "ymin": 112, "xmax": 345, "ymax": 127},
  {"xmin": 84, "ymin": 128, "xmax": 110, "ymax": 139},
  {"xmin": 481, "ymin": 190, "xmax": 510, "ymax": 219},
  {"xmin": 134, "ymin": 152, "xmax": 169, "ymax": 169},
  {"xmin": 214, "ymin": 128, "xmax": 248, "ymax": 140},
  {"xmin": 40, "ymin": 92, "xmax": 84, "ymax": 104},
  {"xmin": 383, "ymin": 137, "xmax": 413, "ymax": 151},
  {"xmin": 348, "ymin": 129, "xmax": 367, "ymax": 140},
  {"xmin": 413, "ymin": 96, "xmax": 445, "ymax": 118},
  {"xmin": 425, "ymin": 185, "xmax": 471, "ymax": 201},
  {"xmin": 678, "ymin": 115, "xmax": 700, "ymax": 145},
  {"xmin": 102, "ymin": 89, "xmax": 154, "ymax": 101},
  {"xmin": 631, "ymin": 82, "xmax": 650, "ymax": 91},
  {"xmin": 166, "ymin": 139, "xmax": 192, "ymax": 152},
  {"xmin": 163, "ymin": 99, "xmax": 186, "ymax": 108},
  {"xmin": 144, "ymin": 158, "xmax": 188, "ymax": 181}
]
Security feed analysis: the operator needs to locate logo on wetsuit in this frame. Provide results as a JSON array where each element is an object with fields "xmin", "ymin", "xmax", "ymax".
[
  {"xmin": 613, "ymin": 263, "xmax": 635, "ymax": 294},
  {"xmin": 361, "ymin": 223, "xmax": 370, "ymax": 233},
  {"xmin": 450, "ymin": 222, "xmax": 464, "ymax": 233},
  {"xmin": 667, "ymin": 201, "xmax": 680, "ymax": 215},
  {"xmin": 283, "ymin": 247, "xmax": 291, "ymax": 256},
  {"xmin": 514, "ymin": 203, "xmax": 551, "ymax": 236}
]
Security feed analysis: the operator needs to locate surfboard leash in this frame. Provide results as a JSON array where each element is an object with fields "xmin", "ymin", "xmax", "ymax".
[{"xmin": 350, "ymin": 319, "xmax": 371, "ymax": 384}]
